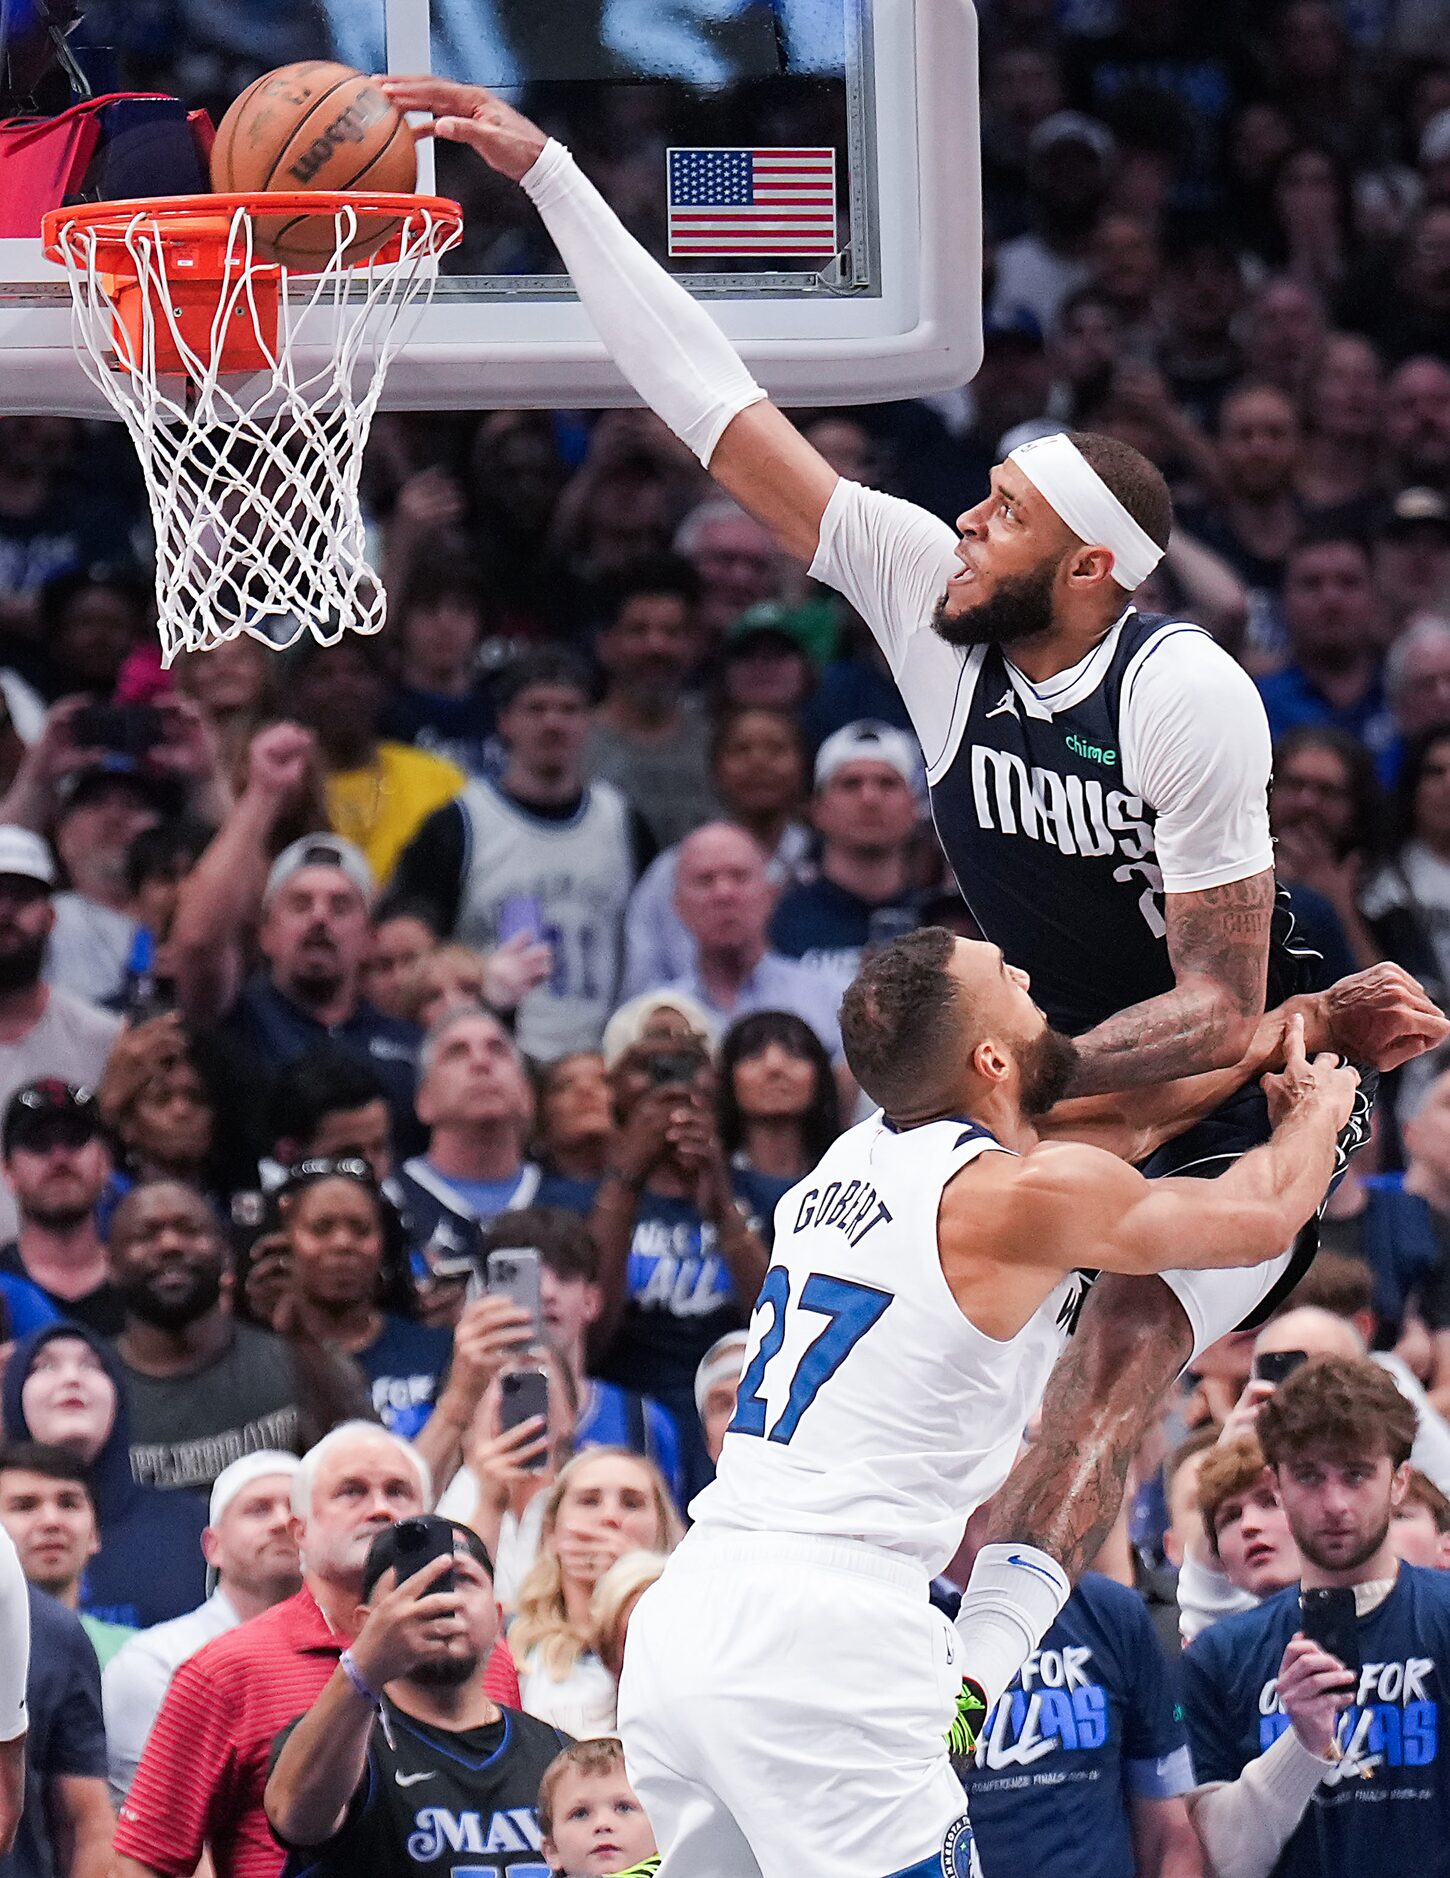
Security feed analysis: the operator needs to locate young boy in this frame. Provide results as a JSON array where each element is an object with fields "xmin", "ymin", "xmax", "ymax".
[{"xmin": 539, "ymin": 1738, "xmax": 659, "ymax": 1878}]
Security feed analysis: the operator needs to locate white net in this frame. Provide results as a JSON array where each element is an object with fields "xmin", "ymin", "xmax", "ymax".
[{"xmin": 46, "ymin": 197, "xmax": 463, "ymax": 665}]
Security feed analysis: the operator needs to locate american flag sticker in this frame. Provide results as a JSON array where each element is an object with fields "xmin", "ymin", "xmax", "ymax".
[{"xmin": 666, "ymin": 147, "xmax": 838, "ymax": 258}]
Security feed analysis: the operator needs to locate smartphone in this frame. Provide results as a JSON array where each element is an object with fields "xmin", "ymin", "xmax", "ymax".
[
  {"xmin": 73, "ymin": 703, "xmax": 164, "ymax": 758},
  {"xmin": 391, "ymin": 1515, "xmax": 456, "ymax": 1593},
  {"xmin": 1300, "ymin": 1585, "xmax": 1361, "ymax": 1677},
  {"xmin": 497, "ymin": 894, "xmax": 543, "ymax": 944},
  {"xmin": 499, "ymin": 1367, "xmax": 551, "ymax": 1470},
  {"xmin": 645, "ymin": 1049, "xmax": 700, "ymax": 1088},
  {"xmin": 1253, "ymin": 1349, "xmax": 1310, "ymax": 1386},
  {"xmin": 487, "ymin": 1245, "xmax": 541, "ymax": 1346}
]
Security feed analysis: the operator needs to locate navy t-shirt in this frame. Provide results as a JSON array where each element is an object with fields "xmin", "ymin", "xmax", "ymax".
[
  {"xmin": 356, "ymin": 1315, "xmax": 454, "ymax": 1441},
  {"xmin": 589, "ymin": 1169, "xmax": 788, "ymax": 1409},
  {"xmin": 769, "ymin": 874, "xmax": 921, "ymax": 994},
  {"xmin": 1185, "ymin": 1566, "xmax": 1450, "ymax": 1877},
  {"xmin": 0, "ymin": 1587, "xmax": 107, "ymax": 1878},
  {"xmin": 963, "ymin": 1574, "xmax": 1193, "ymax": 1878},
  {"xmin": 381, "ymin": 682, "xmax": 498, "ymax": 778}
]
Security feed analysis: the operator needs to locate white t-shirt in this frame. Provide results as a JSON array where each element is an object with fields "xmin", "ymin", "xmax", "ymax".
[
  {"xmin": 101, "ymin": 1590, "xmax": 240, "ymax": 1803},
  {"xmin": 807, "ymin": 477, "xmax": 1274, "ymax": 894}
]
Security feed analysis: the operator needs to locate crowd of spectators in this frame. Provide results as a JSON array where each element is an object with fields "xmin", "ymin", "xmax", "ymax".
[{"xmin": 11, "ymin": 2, "xmax": 1450, "ymax": 1876}]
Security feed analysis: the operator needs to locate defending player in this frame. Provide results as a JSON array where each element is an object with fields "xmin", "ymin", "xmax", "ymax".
[{"xmin": 618, "ymin": 928, "xmax": 1359, "ymax": 1876}]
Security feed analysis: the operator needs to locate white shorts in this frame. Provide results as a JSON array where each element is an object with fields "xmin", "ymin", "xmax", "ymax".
[
  {"xmin": 1158, "ymin": 1248, "xmax": 1297, "ymax": 1365},
  {"xmin": 617, "ymin": 1528, "xmax": 978, "ymax": 1878}
]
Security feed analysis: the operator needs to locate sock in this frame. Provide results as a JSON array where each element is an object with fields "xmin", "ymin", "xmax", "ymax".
[{"xmin": 951, "ymin": 1542, "xmax": 1071, "ymax": 1708}]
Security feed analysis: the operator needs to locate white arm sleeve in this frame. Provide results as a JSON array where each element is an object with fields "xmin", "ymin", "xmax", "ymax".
[
  {"xmin": 0, "ymin": 1528, "xmax": 28, "ymax": 1742},
  {"xmin": 808, "ymin": 478, "xmax": 968, "ymax": 766},
  {"xmin": 1187, "ymin": 1730, "xmax": 1333, "ymax": 1878},
  {"xmin": 1120, "ymin": 629, "xmax": 1274, "ymax": 895},
  {"xmin": 519, "ymin": 140, "xmax": 767, "ymax": 466}
]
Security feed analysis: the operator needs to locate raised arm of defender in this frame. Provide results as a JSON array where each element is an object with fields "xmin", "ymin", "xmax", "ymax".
[{"xmin": 378, "ymin": 79, "xmax": 839, "ymax": 561}]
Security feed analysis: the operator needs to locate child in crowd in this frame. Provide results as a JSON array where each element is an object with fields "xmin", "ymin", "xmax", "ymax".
[{"xmin": 539, "ymin": 1737, "xmax": 659, "ymax": 1877}]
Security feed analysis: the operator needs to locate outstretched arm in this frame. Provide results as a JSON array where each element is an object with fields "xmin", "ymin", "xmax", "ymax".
[{"xmin": 378, "ymin": 79, "xmax": 840, "ymax": 564}]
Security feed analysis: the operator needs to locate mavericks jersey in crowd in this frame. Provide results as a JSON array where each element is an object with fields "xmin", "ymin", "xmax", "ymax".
[
  {"xmin": 963, "ymin": 1574, "xmax": 1193, "ymax": 1878},
  {"xmin": 1184, "ymin": 1564, "xmax": 1450, "ymax": 1876},
  {"xmin": 694, "ymin": 1112, "xmax": 1087, "ymax": 1574},
  {"xmin": 808, "ymin": 478, "xmax": 1315, "ymax": 1035},
  {"xmin": 274, "ymin": 1702, "xmax": 568, "ymax": 1878},
  {"xmin": 451, "ymin": 774, "xmax": 635, "ymax": 1058}
]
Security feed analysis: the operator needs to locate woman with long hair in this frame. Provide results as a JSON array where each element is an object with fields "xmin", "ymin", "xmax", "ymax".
[
  {"xmin": 534, "ymin": 1051, "xmax": 612, "ymax": 1182},
  {"xmin": 717, "ymin": 1010, "xmax": 841, "ymax": 1181},
  {"xmin": 510, "ymin": 1447, "xmax": 683, "ymax": 1736}
]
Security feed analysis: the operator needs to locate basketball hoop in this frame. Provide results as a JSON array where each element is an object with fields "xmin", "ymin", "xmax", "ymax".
[{"xmin": 41, "ymin": 192, "xmax": 464, "ymax": 664}]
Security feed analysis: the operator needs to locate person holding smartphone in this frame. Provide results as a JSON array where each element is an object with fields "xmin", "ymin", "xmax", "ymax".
[{"xmin": 1183, "ymin": 1354, "xmax": 1450, "ymax": 1878}]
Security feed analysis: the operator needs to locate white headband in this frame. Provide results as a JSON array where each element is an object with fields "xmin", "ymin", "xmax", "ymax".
[{"xmin": 1007, "ymin": 433, "xmax": 1164, "ymax": 590}]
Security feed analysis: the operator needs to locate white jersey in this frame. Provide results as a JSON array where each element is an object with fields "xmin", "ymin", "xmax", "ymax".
[
  {"xmin": 452, "ymin": 775, "xmax": 634, "ymax": 1060},
  {"xmin": 693, "ymin": 1112, "xmax": 1087, "ymax": 1576},
  {"xmin": 0, "ymin": 1524, "xmax": 28, "ymax": 1741}
]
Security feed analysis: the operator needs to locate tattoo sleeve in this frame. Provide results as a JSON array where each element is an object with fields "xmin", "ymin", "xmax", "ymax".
[
  {"xmin": 1065, "ymin": 868, "xmax": 1275, "ymax": 1096},
  {"xmin": 982, "ymin": 1275, "xmax": 1194, "ymax": 1579}
]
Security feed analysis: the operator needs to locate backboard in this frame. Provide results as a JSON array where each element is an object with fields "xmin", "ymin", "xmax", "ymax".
[{"xmin": 0, "ymin": 0, "xmax": 982, "ymax": 416}]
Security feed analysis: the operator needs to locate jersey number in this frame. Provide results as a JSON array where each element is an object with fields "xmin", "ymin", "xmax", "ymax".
[
  {"xmin": 726, "ymin": 1267, "xmax": 893, "ymax": 1445},
  {"xmin": 1112, "ymin": 859, "xmax": 1166, "ymax": 939}
]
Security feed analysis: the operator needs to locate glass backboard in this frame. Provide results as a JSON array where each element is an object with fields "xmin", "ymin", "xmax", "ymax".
[{"xmin": 0, "ymin": 0, "xmax": 981, "ymax": 414}]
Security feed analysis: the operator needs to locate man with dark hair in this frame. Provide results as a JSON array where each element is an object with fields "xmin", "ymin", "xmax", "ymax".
[
  {"xmin": 392, "ymin": 649, "xmax": 651, "ymax": 1059},
  {"xmin": 1256, "ymin": 530, "xmax": 1398, "ymax": 777},
  {"xmin": 582, "ymin": 555, "xmax": 716, "ymax": 849},
  {"xmin": 0, "ymin": 1441, "xmax": 134, "ymax": 1665},
  {"xmin": 382, "ymin": 563, "xmax": 497, "ymax": 775},
  {"xmin": 264, "ymin": 1517, "xmax": 567, "ymax": 1878},
  {"xmin": 267, "ymin": 1050, "xmax": 395, "ymax": 1188},
  {"xmin": 1184, "ymin": 1355, "xmax": 1450, "ymax": 1877}
]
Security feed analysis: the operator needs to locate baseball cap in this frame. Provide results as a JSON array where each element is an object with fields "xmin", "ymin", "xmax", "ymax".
[
  {"xmin": 600, "ymin": 989, "xmax": 719, "ymax": 1070},
  {"xmin": 726, "ymin": 596, "xmax": 839, "ymax": 666},
  {"xmin": 1028, "ymin": 111, "xmax": 1115, "ymax": 166},
  {"xmin": 2, "ymin": 1081, "xmax": 101, "ymax": 1157},
  {"xmin": 57, "ymin": 756, "xmax": 180, "ymax": 816},
  {"xmin": 1384, "ymin": 487, "xmax": 1450, "ymax": 537},
  {"xmin": 814, "ymin": 720, "xmax": 922, "ymax": 791},
  {"xmin": 361, "ymin": 1515, "xmax": 493, "ymax": 1601},
  {"xmin": 0, "ymin": 825, "xmax": 54, "ymax": 890},
  {"xmin": 263, "ymin": 834, "xmax": 374, "ymax": 908}
]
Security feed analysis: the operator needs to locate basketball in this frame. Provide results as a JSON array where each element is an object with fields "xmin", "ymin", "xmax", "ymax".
[{"xmin": 210, "ymin": 61, "xmax": 417, "ymax": 269}]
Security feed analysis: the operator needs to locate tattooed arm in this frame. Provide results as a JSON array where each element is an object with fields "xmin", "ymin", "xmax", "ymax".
[{"xmin": 1064, "ymin": 869, "xmax": 1275, "ymax": 1096}]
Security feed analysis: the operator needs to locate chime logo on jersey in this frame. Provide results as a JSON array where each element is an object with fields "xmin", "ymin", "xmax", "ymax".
[
  {"xmin": 406, "ymin": 1805, "xmax": 544, "ymax": 1859},
  {"xmin": 969, "ymin": 746, "xmax": 1153, "ymax": 862},
  {"xmin": 971, "ymin": 1644, "xmax": 1110, "ymax": 1772},
  {"xmin": 1256, "ymin": 1657, "xmax": 1439, "ymax": 1777}
]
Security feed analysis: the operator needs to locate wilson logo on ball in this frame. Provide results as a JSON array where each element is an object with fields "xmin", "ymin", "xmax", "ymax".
[{"xmin": 288, "ymin": 90, "xmax": 393, "ymax": 186}]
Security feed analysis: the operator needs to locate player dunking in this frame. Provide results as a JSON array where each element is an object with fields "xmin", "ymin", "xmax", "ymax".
[{"xmin": 378, "ymin": 78, "xmax": 1448, "ymax": 1874}]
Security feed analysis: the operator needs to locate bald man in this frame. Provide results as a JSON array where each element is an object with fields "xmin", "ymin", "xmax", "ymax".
[
  {"xmin": 1253, "ymin": 1305, "xmax": 1450, "ymax": 1494},
  {"xmin": 666, "ymin": 821, "xmax": 843, "ymax": 1057}
]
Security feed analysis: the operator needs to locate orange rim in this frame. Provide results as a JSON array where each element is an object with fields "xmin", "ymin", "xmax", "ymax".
[{"xmin": 41, "ymin": 192, "xmax": 463, "ymax": 275}]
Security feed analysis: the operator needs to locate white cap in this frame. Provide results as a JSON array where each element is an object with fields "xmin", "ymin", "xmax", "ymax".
[
  {"xmin": 814, "ymin": 720, "xmax": 921, "ymax": 792},
  {"xmin": 263, "ymin": 834, "xmax": 374, "ymax": 908},
  {"xmin": 208, "ymin": 1450, "xmax": 301, "ymax": 1528},
  {"xmin": 601, "ymin": 988, "xmax": 719, "ymax": 1070},
  {"xmin": 0, "ymin": 825, "xmax": 54, "ymax": 889},
  {"xmin": 694, "ymin": 1329, "xmax": 752, "ymax": 1418}
]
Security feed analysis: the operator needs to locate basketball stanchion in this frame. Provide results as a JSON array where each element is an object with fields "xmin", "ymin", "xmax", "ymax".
[{"xmin": 42, "ymin": 191, "xmax": 463, "ymax": 665}]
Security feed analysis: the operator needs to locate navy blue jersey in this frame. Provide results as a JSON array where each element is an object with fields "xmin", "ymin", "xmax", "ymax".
[
  {"xmin": 356, "ymin": 1315, "xmax": 453, "ymax": 1441},
  {"xmin": 929, "ymin": 612, "xmax": 1312, "ymax": 1034},
  {"xmin": 964, "ymin": 1574, "xmax": 1192, "ymax": 1878},
  {"xmin": 1184, "ymin": 1566, "xmax": 1450, "ymax": 1877},
  {"xmin": 1, "ymin": 1586, "xmax": 107, "ymax": 1878}
]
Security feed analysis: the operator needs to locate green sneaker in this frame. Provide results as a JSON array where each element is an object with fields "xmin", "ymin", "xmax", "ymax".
[{"xmin": 946, "ymin": 1677, "xmax": 989, "ymax": 1758}]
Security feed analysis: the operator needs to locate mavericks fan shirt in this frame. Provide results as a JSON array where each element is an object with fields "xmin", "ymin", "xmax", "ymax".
[
  {"xmin": 1184, "ymin": 1564, "xmax": 1450, "ymax": 1877},
  {"xmin": 963, "ymin": 1574, "xmax": 1193, "ymax": 1878},
  {"xmin": 807, "ymin": 479, "xmax": 1297, "ymax": 1035}
]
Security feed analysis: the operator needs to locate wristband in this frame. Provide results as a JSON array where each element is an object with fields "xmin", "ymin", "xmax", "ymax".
[{"xmin": 338, "ymin": 1648, "xmax": 381, "ymax": 1707}]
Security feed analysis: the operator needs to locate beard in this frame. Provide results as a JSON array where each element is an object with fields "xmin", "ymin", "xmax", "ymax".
[
  {"xmin": 1019, "ymin": 1026, "xmax": 1081, "ymax": 1117},
  {"xmin": 410, "ymin": 1648, "xmax": 480, "ymax": 1689},
  {"xmin": 120, "ymin": 1264, "xmax": 223, "ymax": 1331},
  {"xmin": 1297, "ymin": 1512, "xmax": 1392, "ymax": 1575},
  {"xmin": 0, "ymin": 932, "xmax": 47, "ymax": 994},
  {"xmin": 931, "ymin": 560, "xmax": 1058, "ymax": 650}
]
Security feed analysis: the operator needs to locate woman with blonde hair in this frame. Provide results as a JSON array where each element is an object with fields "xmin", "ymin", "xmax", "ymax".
[{"xmin": 511, "ymin": 1447, "xmax": 682, "ymax": 1737}]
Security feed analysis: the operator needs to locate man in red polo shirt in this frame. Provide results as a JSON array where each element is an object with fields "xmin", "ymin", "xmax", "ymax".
[{"xmin": 113, "ymin": 1421, "xmax": 521, "ymax": 1878}]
